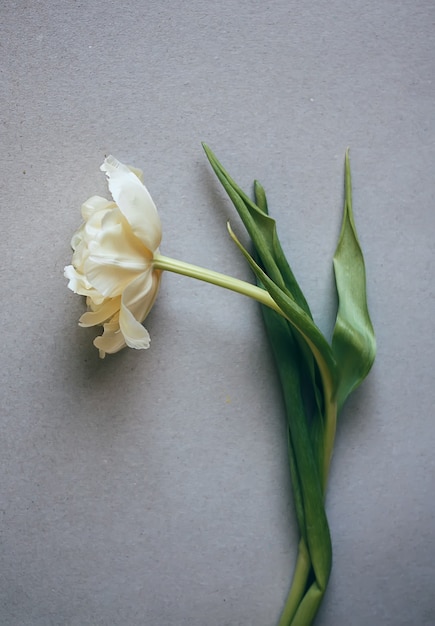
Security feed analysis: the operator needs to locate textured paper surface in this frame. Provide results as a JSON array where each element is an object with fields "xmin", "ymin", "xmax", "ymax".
[{"xmin": 1, "ymin": 1, "xmax": 434, "ymax": 624}]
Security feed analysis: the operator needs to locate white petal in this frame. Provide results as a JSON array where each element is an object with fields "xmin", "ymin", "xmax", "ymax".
[
  {"xmin": 94, "ymin": 208, "xmax": 151, "ymax": 269},
  {"xmin": 118, "ymin": 273, "xmax": 158, "ymax": 350},
  {"xmin": 83, "ymin": 210, "xmax": 151, "ymax": 298},
  {"xmin": 79, "ymin": 297, "xmax": 121, "ymax": 327},
  {"xmin": 64, "ymin": 265, "xmax": 106, "ymax": 304},
  {"xmin": 81, "ymin": 205, "xmax": 113, "ymax": 241},
  {"xmin": 84, "ymin": 261, "xmax": 139, "ymax": 299},
  {"xmin": 119, "ymin": 303, "xmax": 151, "ymax": 350},
  {"xmin": 128, "ymin": 165, "xmax": 144, "ymax": 182},
  {"xmin": 123, "ymin": 270, "xmax": 162, "ymax": 325},
  {"xmin": 70, "ymin": 224, "xmax": 85, "ymax": 251},
  {"xmin": 100, "ymin": 156, "xmax": 162, "ymax": 252},
  {"xmin": 93, "ymin": 328, "xmax": 126, "ymax": 357},
  {"xmin": 64, "ymin": 265, "xmax": 91, "ymax": 294},
  {"xmin": 81, "ymin": 195, "xmax": 114, "ymax": 220}
]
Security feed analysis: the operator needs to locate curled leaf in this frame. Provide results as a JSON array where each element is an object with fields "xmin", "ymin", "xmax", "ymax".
[{"xmin": 332, "ymin": 151, "xmax": 376, "ymax": 411}]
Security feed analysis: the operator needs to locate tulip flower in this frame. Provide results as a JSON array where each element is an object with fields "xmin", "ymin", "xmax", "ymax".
[{"xmin": 65, "ymin": 156, "xmax": 163, "ymax": 357}]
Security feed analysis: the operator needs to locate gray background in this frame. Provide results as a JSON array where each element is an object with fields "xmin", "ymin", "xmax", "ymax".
[{"xmin": 1, "ymin": 1, "xmax": 434, "ymax": 625}]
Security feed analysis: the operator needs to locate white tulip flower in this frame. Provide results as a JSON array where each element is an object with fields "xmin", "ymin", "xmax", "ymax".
[{"xmin": 65, "ymin": 156, "xmax": 162, "ymax": 358}]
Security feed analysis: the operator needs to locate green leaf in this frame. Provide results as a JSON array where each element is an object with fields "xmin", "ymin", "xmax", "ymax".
[
  {"xmin": 227, "ymin": 223, "xmax": 337, "ymax": 388},
  {"xmin": 253, "ymin": 178, "xmax": 327, "ymax": 478},
  {"xmin": 226, "ymin": 224, "xmax": 336, "ymax": 588},
  {"xmin": 204, "ymin": 146, "xmax": 328, "ymax": 457},
  {"xmin": 261, "ymin": 305, "xmax": 332, "ymax": 593},
  {"xmin": 202, "ymin": 143, "xmax": 311, "ymax": 315},
  {"xmin": 262, "ymin": 307, "xmax": 307, "ymax": 539},
  {"xmin": 253, "ymin": 178, "xmax": 326, "ymax": 484},
  {"xmin": 332, "ymin": 151, "xmax": 376, "ymax": 411}
]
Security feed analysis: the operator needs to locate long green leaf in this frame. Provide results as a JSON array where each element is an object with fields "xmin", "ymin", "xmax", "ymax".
[
  {"xmin": 204, "ymin": 145, "xmax": 327, "ymax": 447},
  {"xmin": 261, "ymin": 305, "xmax": 332, "ymax": 593},
  {"xmin": 253, "ymin": 178, "xmax": 326, "ymax": 483},
  {"xmin": 254, "ymin": 182, "xmax": 321, "ymax": 619},
  {"xmin": 203, "ymin": 144, "xmax": 311, "ymax": 315},
  {"xmin": 262, "ymin": 306, "xmax": 307, "ymax": 538},
  {"xmin": 332, "ymin": 151, "xmax": 376, "ymax": 411},
  {"xmin": 254, "ymin": 181, "xmax": 323, "ymax": 434},
  {"xmin": 204, "ymin": 143, "xmax": 325, "ymax": 411},
  {"xmin": 204, "ymin": 145, "xmax": 325, "ymax": 438},
  {"xmin": 227, "ymin": 223, "xmax": 337, "ymax": 388},
  {"xmin": 227, "ymin": 225, "xmax": 335, "ymax": 587}
]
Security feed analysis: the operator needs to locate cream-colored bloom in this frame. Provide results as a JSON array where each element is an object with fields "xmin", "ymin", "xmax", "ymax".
[{"xmin": 65, "ymin": 155, "xmax": 162, "ymax": 357}]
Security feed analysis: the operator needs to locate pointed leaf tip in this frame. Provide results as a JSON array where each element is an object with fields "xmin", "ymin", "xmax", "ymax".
[{"xmin": 332, "ymin": 151, "xmax": 376, "ymax": 410}]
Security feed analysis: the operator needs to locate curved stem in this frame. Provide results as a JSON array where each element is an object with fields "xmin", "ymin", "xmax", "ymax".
[{"xmin": 153, "ymin": 254, "xmax": 284, "ymax": 316}]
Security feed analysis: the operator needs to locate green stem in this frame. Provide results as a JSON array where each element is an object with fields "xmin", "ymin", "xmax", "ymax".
[
  {"xmin": 278, "ymin": 539, "xmax": 311, "ymax": 626},
  {"xmin": 290, "ymin": 581, "xmax": 326, "ymax": 626},
  {"xmin": 153, "ymin": 254, "xmax": 284, "ymax": 316}
]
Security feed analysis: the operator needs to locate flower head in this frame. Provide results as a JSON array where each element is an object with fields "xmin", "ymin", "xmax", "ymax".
[{"xmin": 65, "ymin": 156, "xmax": 162, "ymax": 357}]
